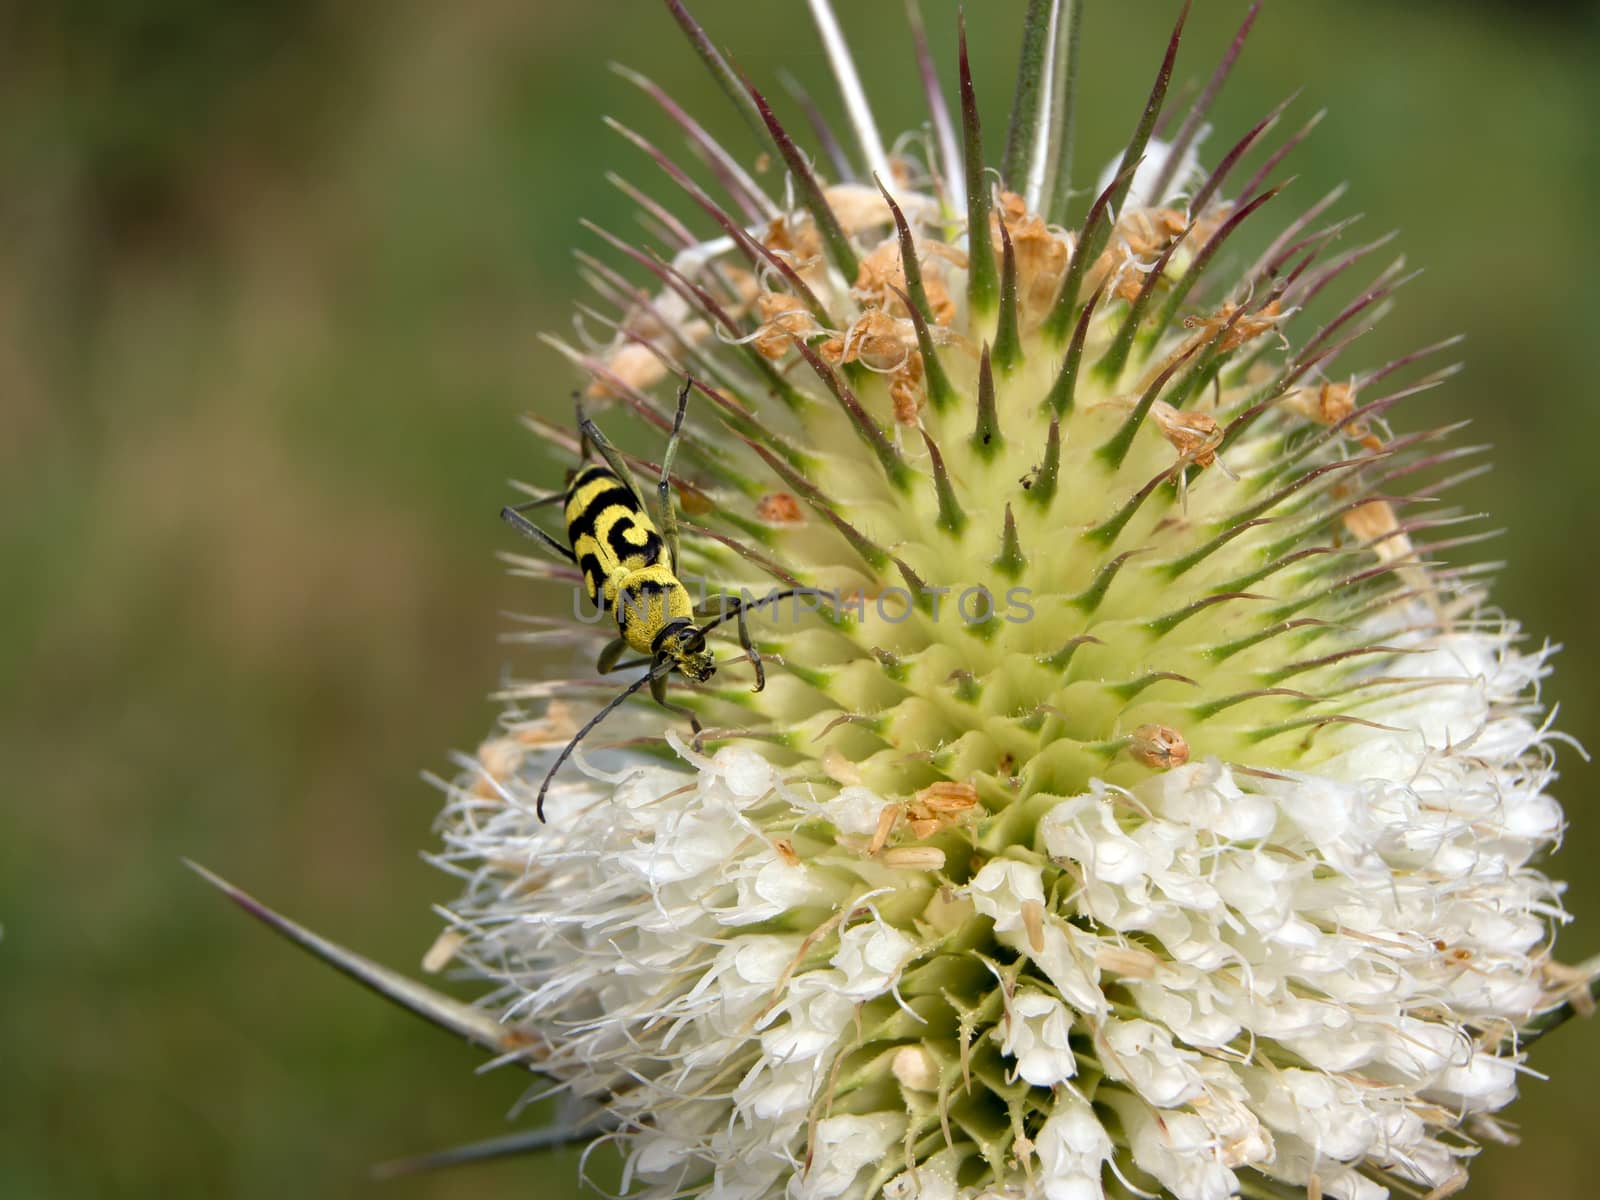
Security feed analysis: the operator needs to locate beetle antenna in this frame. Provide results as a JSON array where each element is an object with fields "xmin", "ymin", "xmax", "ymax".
[
  {"xmin": 573, "ymin": 390, "xmax": 593, "ymax": 461},
  {"xmin": 535, "ymin": 662, "xmax": 671, "ymax": 821},
  {"xmin": 505, "ymin": 492, "xmax": 565, "ymax": 513}
]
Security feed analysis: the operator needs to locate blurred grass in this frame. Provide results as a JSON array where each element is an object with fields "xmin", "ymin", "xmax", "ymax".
[{"xmin": 0, "ymin": 1, "xmax": 1595, "ymax": 1196}]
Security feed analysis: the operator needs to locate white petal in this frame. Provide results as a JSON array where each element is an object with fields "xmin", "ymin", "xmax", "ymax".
[
  {"xmin": 999, "ymin": 989, "xmax": 1078, "ymax": 1086},
  {"xmin": 1037, "ymin": 1099, "xmax": 1113, "ymax": 1200},
  {"xmin": 789, "ymin": 1113, "xmax": 904, "ymax": 1200}
]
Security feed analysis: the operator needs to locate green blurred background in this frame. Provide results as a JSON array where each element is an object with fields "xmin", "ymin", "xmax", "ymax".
[{"xmin": 2, "ymin": 1, "xmax": 1595, "ymax": 1196}]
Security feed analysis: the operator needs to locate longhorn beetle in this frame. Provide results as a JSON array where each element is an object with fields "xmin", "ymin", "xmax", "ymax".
[{"xmin": 502, "ymin": 379, "xmax": 801, "ymax": 819}]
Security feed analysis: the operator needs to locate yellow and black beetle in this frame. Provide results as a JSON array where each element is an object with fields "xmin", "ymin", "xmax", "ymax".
[{"xmin": 502, "ymin": 379, "xmax": 792, "ymax": 819}]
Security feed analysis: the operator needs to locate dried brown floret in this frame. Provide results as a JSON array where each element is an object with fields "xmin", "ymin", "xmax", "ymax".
[
  {"xmin": 1151, "ymin": 400, "xmax": 1222, "ymax": 468},
  {"xmin": 586, "ymin": 342, "xmax": 668, "ymax": 397},
  {"xmin": 1129, "ymin": 723, "xmax": 1190, "ymax": 769},
  {"xmin": 890, "ymin": 352, "xmax": 925, "ymax": 426},
  {"xmin": 756, "ymin": 492, "xmax": 805, "ymax": 524},
  {"xmin": 841, "ymin": 308, "xmax": 910, "ymax": 371},
  {"xmin": 1342, "ymin": 497, "xmax": 1411, "ymax": 564},
  {"xmin": 990, "ymin": 190, "xmax": 1069, "ymax": 319},
  {"xmin": 853, "ymin": 237, "xmax": 907, "ymax": 310},
  {"xmin": 1285, "ymin": 380, "xmax": 1383, "ymax": 449},
  {"xmin": 763, "ymin": 213, "xmax": 823, "ymax": 269},
  {"xmin": 753, "ymin": 291, "xmax": 819, "ymax": 359},
  {"xmin": 1186, "ymin": 299, "xmax": 1285, "ymax": 353}
]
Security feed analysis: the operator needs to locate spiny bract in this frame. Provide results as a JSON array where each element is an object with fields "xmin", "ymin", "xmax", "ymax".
[{"xmin": 427, "ymin": 4, "xmax": 1590, "ymax": 1199}]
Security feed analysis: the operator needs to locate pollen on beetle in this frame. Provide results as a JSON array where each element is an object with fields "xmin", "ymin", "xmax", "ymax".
[{"xmin": 400, "ymin": 3, "xmax": 1598, "ymax": 1200}]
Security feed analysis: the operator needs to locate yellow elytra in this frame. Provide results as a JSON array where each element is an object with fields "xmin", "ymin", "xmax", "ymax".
[{"xmin": 563, "ymin": 461, "xmax": 713, "ymax": 680}]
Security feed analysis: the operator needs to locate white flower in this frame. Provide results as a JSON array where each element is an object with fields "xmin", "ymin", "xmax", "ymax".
[
  {"xmin": 999, "ymin": 988, "xmax": 1078, "ymax": 1086},
  {"xmin": 794, "ymin": 1115, "xmax": 905, "ymax": 1200}
]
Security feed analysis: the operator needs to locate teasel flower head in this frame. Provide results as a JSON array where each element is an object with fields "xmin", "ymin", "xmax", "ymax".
[{"xmin": 194, "ymin": 2, "xmax": 1598, "ymax": 1197}]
